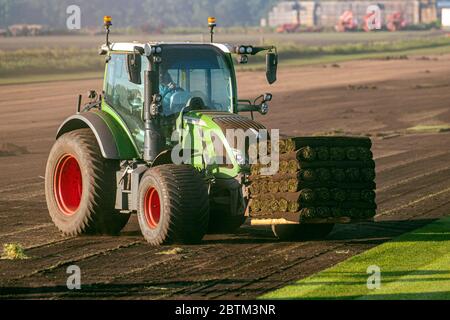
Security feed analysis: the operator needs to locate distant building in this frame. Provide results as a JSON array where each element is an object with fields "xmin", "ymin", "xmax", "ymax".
[
  {"xmin": 264, "ymin": 1, "xmax": 317, "ymax": 27},
  {"xmin": 438, "ymin": 1, "xmax": 450, "ymax": 27},
  {"xmin": 263, "ymin": 1, "xmax": 438, "ymax": 28},
  {"xmin": 8, "ymin": 24, "xmax": 44, "ymax": 37}
]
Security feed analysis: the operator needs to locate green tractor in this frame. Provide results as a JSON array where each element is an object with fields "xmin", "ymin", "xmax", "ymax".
[{"xmin": 45, "ymin": 17, "xmax": 376, "ymax": 245}]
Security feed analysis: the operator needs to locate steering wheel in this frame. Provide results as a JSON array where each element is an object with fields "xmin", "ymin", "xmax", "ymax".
[{"xmin": 186, "ymin": 97, "xmax": 206, "ymax": 110}]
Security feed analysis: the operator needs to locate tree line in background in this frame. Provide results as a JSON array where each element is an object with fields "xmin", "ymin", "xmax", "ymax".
[{"xmin": 0, "ymin": 0, "xmax": 278, "ymax": 29}]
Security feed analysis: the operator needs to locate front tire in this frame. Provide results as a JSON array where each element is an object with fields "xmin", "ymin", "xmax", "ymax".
[
  {"xmin": 45, "ymin": 129, "xmax": 130, "ymax": 236},
  {"xmin": 137, "ymin": 165, "xmax": 210, "ymax": 245},
  {"xmin": 272, "ymin": 224, "xmax": 334, "ymax": 241}
]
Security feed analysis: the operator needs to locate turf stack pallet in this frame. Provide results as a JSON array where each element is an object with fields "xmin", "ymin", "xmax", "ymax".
[{"xmin": 248, "ymin": 136, "xmax": 377, "ymax": 223}]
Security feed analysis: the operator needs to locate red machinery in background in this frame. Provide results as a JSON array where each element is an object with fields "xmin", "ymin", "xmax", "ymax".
[
  {"xmin": 276, "ymin": 23, "xmax": 301, "ymax": 33},
  {"xmin": 276, "ymin": 1, "xmax": 302, "ymax": 33},
  {"xmin": 338, "ymin": 9, "xmax": 406, "ymax": 32},
  {"xmin": 335, "ymin": 10, "xmax": 358, "ymax": 32},
  {"xmin": 386, "ymin": 11, "xmax": 407, "ymax": 31}
]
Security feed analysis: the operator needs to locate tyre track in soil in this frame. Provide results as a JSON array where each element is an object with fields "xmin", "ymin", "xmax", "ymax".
[
  {"xmin": 3, "ymin": 139, "xmax": 450, "ymax": 299},
  {"xmin": 1, "ymin": 140, "xmax": 450, "ymax": 299},
  {"xmin": 117, "ymin": 150, "xmax": 450, "ymax": 299},
  {"xmin": 0, "ymin": 139, "xmax": 448, "ymax": 296},
  {"xmin": 2, "ymin": 59, "xmax": 450, "ymax": 299},
  {"xmin": 376, "ymin": 151, "xmax": 450, "ymax": 187},
  {"xmin": 0, "ymin": 135, "xmax": 444, "ymax": 229}
]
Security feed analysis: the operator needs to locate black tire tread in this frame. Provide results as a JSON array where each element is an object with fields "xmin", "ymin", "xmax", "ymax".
[
  {"xmin": 45, "ymin": 128, "xmax": 129, "ymax": 236},
  {"xmin": 138, "ymin": 164, "xmax": 209, "ymax": 245}
]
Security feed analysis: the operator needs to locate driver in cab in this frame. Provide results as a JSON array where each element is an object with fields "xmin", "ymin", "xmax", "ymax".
[{"xmin": 159, "ymin": 70, "xmax": 206, "ymax": 114}]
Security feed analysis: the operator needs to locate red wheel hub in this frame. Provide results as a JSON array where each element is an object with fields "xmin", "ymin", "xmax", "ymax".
[
  {"xmin": 144, "ymin": 187, "xmax": 161, "ymax": 229},
  {"xmin": 54, "ymin": 154, "xmax": 83, "ymax": 216}
]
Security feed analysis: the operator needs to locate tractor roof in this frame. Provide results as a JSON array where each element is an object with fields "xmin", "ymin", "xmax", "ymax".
[{"xmin": 102, "ymin": 42, "xmax": 232, "ymax": 54}]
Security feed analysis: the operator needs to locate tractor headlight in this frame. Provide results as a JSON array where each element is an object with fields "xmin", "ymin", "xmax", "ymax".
[
  {"xmin": 260, "ymin": 102, "xmax": 269, "ymax": 115},
  {"xmin": 150, "ymin": 102, "xmax": 161, "ymax": 117},
  {"xmin": 246, "ymin": 46, "xmax": 253, "ymax": 54},
  {"xmin": 153, "ymin": 94, "xmax": 162, "ymax": 103},
  {"xmin": 238, "ymin": 55, "xmax": 248, "ymax": 64},
  {"xmin": 231, "ymin": 148, "xmax": 246, "ymax": 165},
  {"xmin": 144, "ymin": 45, "xmax": 163, "ymax": 56},
  {"xmin": 264, "ymin": 93, "xmax": 273, "ymax": 102}
]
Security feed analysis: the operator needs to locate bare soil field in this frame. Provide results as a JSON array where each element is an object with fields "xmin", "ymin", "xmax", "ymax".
[{"xmin": 1, "ymin": 55, "xmax": 450, "ymax": 299}]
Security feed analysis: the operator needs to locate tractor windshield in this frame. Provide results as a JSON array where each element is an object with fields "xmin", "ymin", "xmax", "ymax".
[{"xmin": 159, "ymin": 46, "xmax": 234, "ymax": 115}]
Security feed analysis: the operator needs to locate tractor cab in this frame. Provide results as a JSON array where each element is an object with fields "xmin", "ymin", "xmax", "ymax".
[
  {"xmin": 104, "ymin": 43, "xmax": 237, "ymax": 115},
  {"xmin": 101, "ymin": 43, "xmax": 238, "ymax": 152},
  {"xmin": 98, "ymin": 17, "xmax": 278, "ymax": 172}
]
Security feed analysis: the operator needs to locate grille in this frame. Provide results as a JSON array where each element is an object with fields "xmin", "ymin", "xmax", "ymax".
[{"xmin": 212, "ymin": 114, "xmax": 266, "ymax": 133}]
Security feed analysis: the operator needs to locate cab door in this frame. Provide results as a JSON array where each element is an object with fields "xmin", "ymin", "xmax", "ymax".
[{"xmin": 103, "ymin": 53, "xmax": 147, "ymax": 152}]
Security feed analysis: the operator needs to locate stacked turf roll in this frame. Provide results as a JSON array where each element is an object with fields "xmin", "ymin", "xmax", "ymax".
[{"xmin": 248, "ymin": 136, "xmax": 377, "ymax": 222}]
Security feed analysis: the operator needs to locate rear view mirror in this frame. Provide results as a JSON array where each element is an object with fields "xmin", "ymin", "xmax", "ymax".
[
  {"xmin": 127, "ymin": 53, "xmax": 142, "ymax": 84},
  {"xmin": 266, "ymin": 52, "xmax": 278, "ymax": 84}
]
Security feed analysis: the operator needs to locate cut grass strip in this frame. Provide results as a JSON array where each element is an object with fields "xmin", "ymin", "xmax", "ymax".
[
  {"xmin": 261, "ymin": 216, "xmax": 450, "ymax": 300},
  {"xmin": 0, "ymin": 71, "xmax": 101, "ymax": 86},
  {"xmin": 407, "ymin": 124, "xmax": 450, "ymax": 134},
  {"xmin": 240, "ymin": 44, "xmax": 450, "ymax": 71},
  {"xmin": 156, "ymin": 247, "xmax": 184, "ymax": 255},
  {"xmin": 1, "ymin": 243, "xmax": 29, "ymax": 260},
  {"xmin": 1, "ymin": 36, "xmax": 450, "ymax": 85}
]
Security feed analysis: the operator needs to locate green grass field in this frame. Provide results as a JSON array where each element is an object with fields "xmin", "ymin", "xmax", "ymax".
[
  {"xmin": 261, "ymin": 216, "xmax": 450, "ymax": 300},
  {"xmin": 1, "ymin": 32, "xmax": 449, "ymax": 85},
  {"xmin": 0, "ymin": 47, "xmax": 103, "ymax": 79},
  {"xmin": 241, "ymin": 44, "xmax": 450, "ymax": 71},
  {"xmin": 0, "ymin": 72, "xmax": 101, "ymax": 86}
]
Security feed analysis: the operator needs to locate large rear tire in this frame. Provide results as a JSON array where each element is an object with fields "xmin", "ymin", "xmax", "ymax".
[
  {"xmin": 45, "ymin": 129, "xmax": 130, "ymax": 236},
  {"xmin": 272, "ymin": 224, "xmax": 334, "ymax": 241},
  {"xmin": 137, "ymin": 165, "xmax": 210, "ymax": 245}
]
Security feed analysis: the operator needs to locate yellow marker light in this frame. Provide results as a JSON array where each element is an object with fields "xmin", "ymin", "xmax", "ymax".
[
  {"xmin": 208, "ymin": 17, "xmax": 216, "ymax": 26},
  {"xmin": 104, "ymin": 16, "xmax": 112, "ymax": 27}
]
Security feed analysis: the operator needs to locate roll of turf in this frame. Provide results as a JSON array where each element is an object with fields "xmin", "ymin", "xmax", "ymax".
[
  {"xmin": 250, "ymin": 160, "xmax": 376, "ymax": 176},
  {"xmin": 278, "ymin": 136, "xmax": 372, "ymax": 150},
  {"xmin": 249, "ymin": 176, "xmax": 376, "ymax": 195},
  {"xmin": 248, "ymin": 135, "xmax": 376, "ymax": 223}
]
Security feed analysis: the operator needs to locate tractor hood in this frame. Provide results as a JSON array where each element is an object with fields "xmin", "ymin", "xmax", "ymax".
[
  {"xmin": 179, "ymin": 111, "xmax": 267, "ymax": 179},
  {"xmin": 206, "ymin": 111, "xmax": 266, "ymax": 133}
]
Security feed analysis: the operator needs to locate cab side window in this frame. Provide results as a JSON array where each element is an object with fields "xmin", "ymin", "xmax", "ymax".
[{"xmin": 104, "ymin": 54, "xmax": 147, "ymax": 151}]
